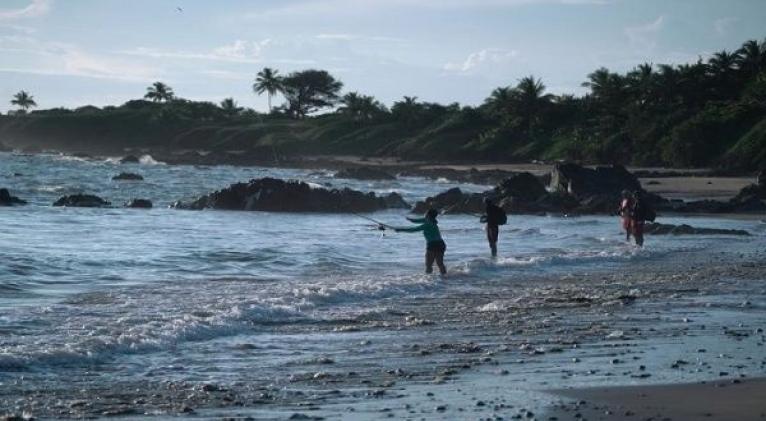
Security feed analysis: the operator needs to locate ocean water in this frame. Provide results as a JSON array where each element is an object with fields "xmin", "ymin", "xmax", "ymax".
[{"xmin": 0, "ymin": 152, "xmax": 764, "ymax": 406}]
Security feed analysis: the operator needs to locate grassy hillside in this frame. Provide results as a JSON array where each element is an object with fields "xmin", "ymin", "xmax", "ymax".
[{"xmin": 2, "ymin": 37, "xmax": 765, "ymax": 172}]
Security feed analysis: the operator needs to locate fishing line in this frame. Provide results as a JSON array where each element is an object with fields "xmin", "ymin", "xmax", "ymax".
[{"xmin": 352, "ymin": 212, "xmax": 394, "ymax": 229}]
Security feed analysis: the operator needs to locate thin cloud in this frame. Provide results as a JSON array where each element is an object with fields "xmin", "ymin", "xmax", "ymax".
[
  {"xmin": 0, "ymin": 35, "xmax": 159, "ymax": 82},
  {"xmin": 713, "ymin": 17, "xmax": 738, "ymax": 36},
  {"xmin": 315, "ymin": 33, "xmax": 407, "ymax": 43},
  {"xmin": 0, "ymin": 0, "xmax": 52, "ymax": 21},
  {"xmin": 118, "ymin": 40, "xmax": 318, "ymax": 65},
  {"xmin": 444, "ymin": 48, "xmax": 520, "ymax": 73},
  {"xmin": 624, "ymin": 15, "xmax": 665, "ymax": 51},
  {"xmin": 0, "ymin": 24, "xmax": 37, "ymax": 34},
  {"xmin": 316, "ymin": 33, "xmax": 356, "ymax": 41},
  {"xmin": 200, "ymin": 69, "xmax": 253, "ymax": 81},
  {"xmin": 246, "ymin": 0, "xmax": 609, "ymax": 19}
]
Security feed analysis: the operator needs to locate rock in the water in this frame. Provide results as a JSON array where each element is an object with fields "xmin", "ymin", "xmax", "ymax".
[
  {"xmin": 112, "ymin": 172, "xmax": 144, "ymax": 181},
  {"xmin": 644, "ymin": 222, "xmax": 749, "ymax": 236},
  {"xmin": 119, "ymin": 155, "xmax": 140, "ymax": 164},
  {"xmin": 173, "ymin": 177, "xmax": 408, "ymax": 212},
  {"xmin": 53, "ymin": 194, "xmax": 111, "ymax": 207},
  {"xmin": 125, "ymin": 199, "xmax": 152, "ymax": 208},
  {"xmin": 335, "ymin": 167, "xmax": 395, "ymax": 180},
  {"xmin": 412, "ymin": 187, "xmax": 484, "ymax": 214},
  {"xmin": 550, "ymin": 163, "xmax": 641, "ymax": 199},
  {"xmin": 730, "ymin": 179, "xmax": 766, "ymax": 212},
  {"xmin": 495, "ymin": 172, "xmax": 547, "ymax": 202},
  {"xmin": 0, "ymin": 188, "xmax": 27, "ymax": 206}
]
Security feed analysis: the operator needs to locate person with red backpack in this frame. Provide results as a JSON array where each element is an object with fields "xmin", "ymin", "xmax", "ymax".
[
  {"xmin": 630, "ymin": 190, "xmax": 656, "ymax": 247},
  {"xmin": 617, "ymin": 190, "xmax": 635, "ymax": 242}
]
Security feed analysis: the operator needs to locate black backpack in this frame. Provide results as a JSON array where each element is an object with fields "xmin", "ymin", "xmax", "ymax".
[
  {"xmin": 633, "ymin": 199, "xmax": 656, "ymax": 222},
  {"xmin": 496, "ymin": 207, "xmax": 508, "ymax": 225}
]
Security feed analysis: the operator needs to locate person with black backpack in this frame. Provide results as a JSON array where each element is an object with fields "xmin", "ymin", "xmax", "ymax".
[
  {"xmin": 480, "ymin": 198, "xmax": 507, "ymax": 257},
  {"xmin": 630, "ymin": 190, "xmax": 656, "ymax": 247}
]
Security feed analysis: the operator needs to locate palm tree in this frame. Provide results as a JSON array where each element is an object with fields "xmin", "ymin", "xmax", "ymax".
[
  {"xmin": 707, "ymin": 50, "xmax": 741, "ymax": 76},
  {"xmin": 583, "ymin": 67, "xmax": 628, "ymax": 108},
  {"xmin": 672, "ymin": 59, "xmax": 703, "ymax": 103},
  {"xmin": 144, "ymin": 82, "xmax": 174, "ymax": 103},
  {"xmin": 220, "ymin": 98, "xmax": 243, "ymax": 116},
  {"xmin": 253, "ymin": 67, "xmax": 283, "ymax": 112},
  {"xmin": 736, "ymin": 39, "xmax": 766, "ymax": 76},
  {"xmin": 514, "ymin": 76, "xmax": 553, "ymax": 133},
  {"xmin": 484, "ymin": 87, "xmax": 514, "ymax": 117},
  {"xmin": 627, "ymin": 63, "xmax": 655, "ymax": 106},
  {"xmin": 339, "ymin": 92, "xmax": 386, "ymax": 121},
  {"xmin": 708, "ymin": 50, "xmax": 743, "ymax": 99},
  {"xmin": 391, "ymin": 96, "xmax": 422, "ymax": 126},
  {"xmin": 582, "ymin": 67, "xmax": 612, "ymax": 98},
  {"xmin": 654, "ymin": 64, "xmax": 681, "ymax": 105},
  {"xmin": 11, "ymin": 90, "xmax": 37, "ymax": 113}
]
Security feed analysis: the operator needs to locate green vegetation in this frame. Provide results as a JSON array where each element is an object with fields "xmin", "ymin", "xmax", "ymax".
[
  {"xmin": 10, "ymin": 90, "xmax": 37, "ymax": 113},
  {"xmin": 253, "ymin": 67, "xmax": 283, "ymax": 113},
  {"xmin": 143, "ymin": 82, "xmax": 174, "ymax": 103},
  {"xmin": 1, "ymin": 37, "xmax": 765, "ymax": 171}
]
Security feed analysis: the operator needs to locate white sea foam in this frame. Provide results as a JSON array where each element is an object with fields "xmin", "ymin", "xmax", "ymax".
[{"xmin": 139, "ymin": 154, "xmax": 164, "ymax": 165}]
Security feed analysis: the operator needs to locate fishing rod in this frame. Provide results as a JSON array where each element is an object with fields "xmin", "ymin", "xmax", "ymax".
[
  {"xmin": 352, "ymin": 212, "xmax": 395, "ymax": 229},
  {"xmin": 441, "ymin": 202, "xmax": 484, "ymax": 218}
]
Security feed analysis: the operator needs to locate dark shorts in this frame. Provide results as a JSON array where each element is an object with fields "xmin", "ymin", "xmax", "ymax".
[{"xmin": 426, "ymin": 240, "xmax": 446, "ymax": 253}]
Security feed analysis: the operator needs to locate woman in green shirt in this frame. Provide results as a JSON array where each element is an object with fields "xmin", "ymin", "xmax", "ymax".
[{"xmin": 390, "ymin": 209, "xmax": 447, "ymax": 275}]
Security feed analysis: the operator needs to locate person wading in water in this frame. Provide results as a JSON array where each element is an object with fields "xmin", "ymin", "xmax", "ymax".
[
  {"xmin": 630, "ymin": 190, "xmax": 655, "ymax": 247},
  {"xmin": 480, "ymin": 198, "xmax": 507, "ymax": 257},
  {"xmin": 617, "ymin": 190, "xmax": 635, "ymax": 242},
  {"xmin": 385, "ymin": 209, "xmax": 447, "ymax": 275}
]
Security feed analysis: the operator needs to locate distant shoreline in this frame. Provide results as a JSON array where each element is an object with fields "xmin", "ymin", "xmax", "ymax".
[{"xmin": 2, "ymin": 150, "xmax": 758, "ymax": 206}]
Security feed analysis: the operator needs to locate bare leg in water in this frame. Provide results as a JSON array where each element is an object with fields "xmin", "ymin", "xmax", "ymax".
[
  {"xmin": 486, "ymin": 224, "xmax": 499, "ymax": 257},
  {"xmin": 425, "ymin": 250, "xmax": 435, "ymax": 274},
  {"xmin": 434, "ymin": 250, "xmax": 446, "ymax": 275}
]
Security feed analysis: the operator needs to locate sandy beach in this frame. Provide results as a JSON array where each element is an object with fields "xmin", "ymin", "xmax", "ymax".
[
  {"xmin": 303, "ymin": 155, "xmax": 758, "ymax": 202},
  {"xmin": 549, "ymin": 378, "xmax": 766, "ymax": 420}
]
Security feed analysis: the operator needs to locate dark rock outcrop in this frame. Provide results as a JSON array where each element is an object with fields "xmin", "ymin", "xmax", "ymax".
[
  {"xmin": 112, "ymin": 172, "xmax": 144, "ymax": 181},
  {"xmin": 173, "ymin": 178, "xmax": 408, "ymax": 212},
  {"xmin": 414, "ymin": 163, "xmax": 762, "ymax": 216},
  {"xmin": 644, "ymin": 222, "xmax": 749, "ymax": 236},
  {"xmin": 125, "ymin": 199, "xmax": 153, "ymax": 208},
  {"xmin": 334, "ymin": 167, "xmax": 396, "ymax": 180},
  {"xmin": 412, "ymin": 188, "xmax": 484, "ymax": 214},
  {"xmin": 119, "ymin": 155, "xmax": 140, "ymax": 164},
  {"xmin": 495, "ymin": 172, "xmax": 548, "ymax": 202},
  {"xmin": 550, "ymin": 163, "xmax": 641, "ymax": 199},
  {"xmin": 53, "ymin": 194, "xmax": 111, "ymax": 207},
  {"xmin": 413, "ymin": 168, "xmax": 614, "ymax": 215},
  {"xmin": 0, "ymin": 188, "xmax": 26, "ymax": 206}
]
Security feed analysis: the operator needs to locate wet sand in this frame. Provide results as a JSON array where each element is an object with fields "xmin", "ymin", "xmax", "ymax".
[
  {"xmin": 641, "ymin": 176, "xmax": 754, "ymax": 201},
  {"xmin": 549, "ymin": 378, "xmax": 766, "ymax": 420},
  {"xmin": 4, "ymin": 245, "xmax": 764, "ymax": 419}
]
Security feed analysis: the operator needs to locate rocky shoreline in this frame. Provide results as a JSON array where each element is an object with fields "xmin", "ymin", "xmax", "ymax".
[
  {"xmin": 1, "ymin": 247, "xmax": 763, "ymax": 419},
  {"xmin": 3, "ymin": 157, "xmax": 764, "ymax": 224}
]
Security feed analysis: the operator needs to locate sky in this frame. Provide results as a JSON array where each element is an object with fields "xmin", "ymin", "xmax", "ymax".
[{"xmin": 0, "ymin": 0, "xmax": 765, "ymax": 113}]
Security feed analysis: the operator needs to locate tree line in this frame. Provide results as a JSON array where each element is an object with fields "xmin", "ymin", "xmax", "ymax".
[{"xmin": 4, "ymin": 36, "xmax": 766, "ymax": 170}]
